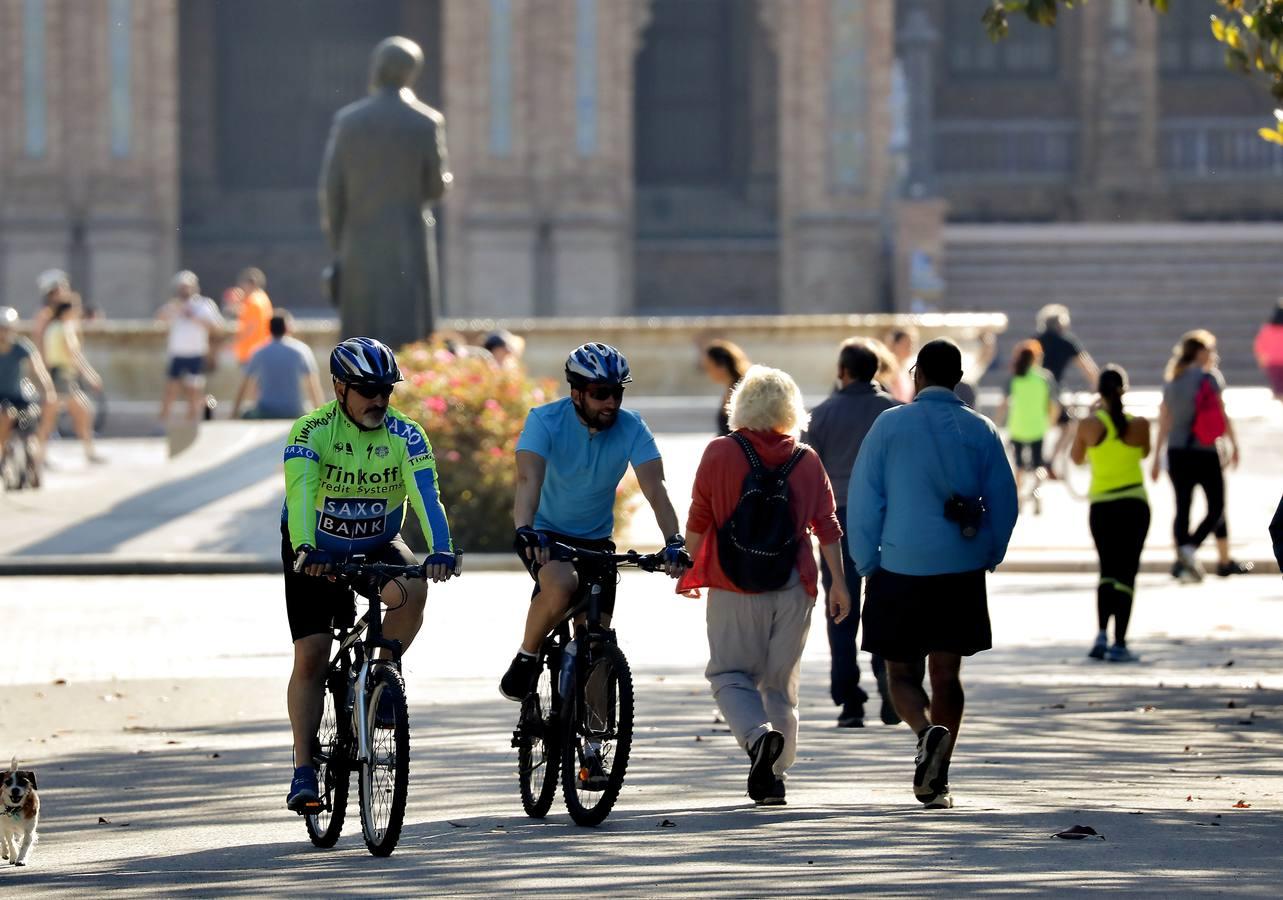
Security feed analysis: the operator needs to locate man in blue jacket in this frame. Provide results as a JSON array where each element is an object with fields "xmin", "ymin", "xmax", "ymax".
[{"xmin": 848, "ymin": 338, "xmax": 1018, "ymax": 810}]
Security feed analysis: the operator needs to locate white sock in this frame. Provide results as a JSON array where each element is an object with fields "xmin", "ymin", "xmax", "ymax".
[{"xmin": 517, "ymin": 649, "xmax": 537, "ymax": 659}]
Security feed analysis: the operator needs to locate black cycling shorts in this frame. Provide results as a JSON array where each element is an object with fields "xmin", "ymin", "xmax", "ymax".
[
  {"xmin": 514, "ymin": 530, "xmax": 618, "ymax": 617},
  {"xmin": 281, "ymin": 524, "xmax": 417, "ymax": 642}
]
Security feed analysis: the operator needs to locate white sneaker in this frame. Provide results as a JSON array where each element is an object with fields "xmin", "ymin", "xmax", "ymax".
[{"xmin": 1177, "ymin": 545, "xmax": 1204, "ymax": 583}]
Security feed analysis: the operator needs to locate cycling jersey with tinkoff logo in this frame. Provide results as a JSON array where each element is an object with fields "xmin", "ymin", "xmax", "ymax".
[{"xmin": 281, "ymin": 400, "xmax": 452, "ymax": 555}]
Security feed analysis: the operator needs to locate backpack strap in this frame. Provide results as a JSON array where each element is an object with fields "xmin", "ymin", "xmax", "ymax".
[
  {"xmin": 778, "ymin": 447, "xmax": 806, "ymax": 480},
  {"xmin": 729, "ymin": 432, "xmax": 764, "ymax": 472}
]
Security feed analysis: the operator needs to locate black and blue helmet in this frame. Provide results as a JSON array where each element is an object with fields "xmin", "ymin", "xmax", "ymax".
[
  {"xmin": 330, "ymin": 337, "xmax": 403, "ymax": 386},
  {"xmin": 565, "ymin": 342, "xmax": 632, "ymax": 386}
]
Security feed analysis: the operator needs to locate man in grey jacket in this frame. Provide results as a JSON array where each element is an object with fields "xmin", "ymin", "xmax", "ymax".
[
  {"xmin": 320, "ymin": 36, "xmax": 451, "ymax": 349},
  {"xmin": 803, "ymin": 338, "xmax": 901, "ymax": 728}
]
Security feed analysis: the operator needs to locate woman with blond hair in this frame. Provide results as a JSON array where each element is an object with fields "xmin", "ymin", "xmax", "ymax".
[
  {"xmin": 678, "ymin": 365, "xmax": 850, "ymax": 807},
  {"xmin": 1152, "ymin": 330, "xmax": 1250, "ymax": 581}
]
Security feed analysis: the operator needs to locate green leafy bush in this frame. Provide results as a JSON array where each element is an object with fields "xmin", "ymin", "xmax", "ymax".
[{"xmin": 394, "ymin": 341, "xmax": 638, "ymax": 553}]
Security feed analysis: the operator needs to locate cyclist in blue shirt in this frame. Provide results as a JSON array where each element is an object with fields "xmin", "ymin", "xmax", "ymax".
[{"xmin": 500, "ymin": 343, "xmax": 689, "ymax": 700}]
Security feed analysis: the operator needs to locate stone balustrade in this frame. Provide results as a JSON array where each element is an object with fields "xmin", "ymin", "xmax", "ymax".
[{"xmin": 12, "ymin": 313, "xmax": 1007, "ymax": 401}]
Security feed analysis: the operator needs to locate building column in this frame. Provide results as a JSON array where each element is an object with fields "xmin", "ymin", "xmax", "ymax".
[
  {"xmin": 1075, "ymin": 0, "xmax": 1162, "ymax": 220},
  {"xmin": 768, "ymin": 0, "xmax": 895, "ymax": 314}
]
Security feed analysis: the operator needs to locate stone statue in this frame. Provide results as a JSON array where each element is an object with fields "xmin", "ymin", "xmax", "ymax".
[{"xmin": 319, "ymin": 36, "xmax": 451, "ymax": 349}]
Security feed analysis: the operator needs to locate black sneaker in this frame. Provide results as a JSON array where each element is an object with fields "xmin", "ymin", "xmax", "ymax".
[
  {"xmin": 760, "ymin": 777, "xmax": 786, "ymax": 806},
  {"xmin": 577, "ymin": 744, "xmax": 610, "ymax": 792},
  {"xmin": 913, "ymin": 725, "xmax": 952, "ymax": 804},
  {"xmin": 374, "ymin": 689, "xmax": 397, "ymax": 729},
  {"xmin": 922, "ymin": 786, "xmax": 954, "ymax": 809},
  {"xmin": 499, "ymin": 652, "xmax": 540, "ymax": 701},
  {"xmin": 747, "ymin": 730, "xmax": 785, "ymax": 803},
  {"xmin": 286, "ymin": 765, "xmax": 319, "ymax": 812},
  {"xmin": 1217, "ymin": 560, "xmax": 1254, "ymax": 577},
  {"xmin": 1088, "ymin": 634, "xmax": 1108, "ymax": 660},
  {"xmin": 837, "ymin": 703, "xmax": 865, "ymax": 728}
]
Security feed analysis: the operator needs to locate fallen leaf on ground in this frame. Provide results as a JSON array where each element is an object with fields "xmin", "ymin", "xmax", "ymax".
[
  {"xmin": 209, "ymin": 753, "xmax": 220, "ymax": 759},
  {"xmin": 694, "ymin": 735, "xmax": 703, "ymax": 742},
  {"xmin": 53, "ymin": 679, "xmax": 66, "ymax": 686},
  {"xmin": 1051, "ymin": 825, "xmax": 1104, "ymax": 840},
  {"xmin": 1223, "ymin": 660, "xmax": 1235, "ymax": 668},
  {"xmin": 1233, "ymin": 800, "xmax": 1251, "ymax": 809},
  {"xmin": 447, "ymin": 821, "xmax": 471, "ymax": 828},
  {"xmin": 658, "ymin": 819, "xmax": 677, "ymax": 828},
  {"xmin": 1227, "ymin": 701, "xmax": 1238, "ymax": 708},
  {"xmin": 1186, "ymin": 795, "xmax": 1193, "ymax": 802},
  {"xmin": 98, "ymin": 817, "xmax": 111, "ymax": 825}
]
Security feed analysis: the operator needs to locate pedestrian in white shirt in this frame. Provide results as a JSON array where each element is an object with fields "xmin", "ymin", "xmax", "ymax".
[{"xmin": 156, "ymin": 270, "xmax": 225, "ymax": 423}]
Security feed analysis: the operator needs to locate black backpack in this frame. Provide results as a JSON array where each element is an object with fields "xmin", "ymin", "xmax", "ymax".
[{"xmin": 717, "ymin": 433, "xmax": 807, "ymax": 593}]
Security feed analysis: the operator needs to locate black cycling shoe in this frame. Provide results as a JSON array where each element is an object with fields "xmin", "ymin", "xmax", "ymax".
[
  {"xmin": 760, "ymin": 778, "xmax": 786, "ymax": 806},
  {"xmin": 500, "ymin": 652, "xmax": 541, "ymax": 701},
  {"xmin": 374, "ymin": 689, "xmax": 397, "ymax": 729}
]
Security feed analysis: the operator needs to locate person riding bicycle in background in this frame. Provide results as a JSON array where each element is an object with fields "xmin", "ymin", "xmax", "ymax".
[
  {"xmin": 0, "ymin": 306, "xmax": 58, "ymax": 470},
  {"xmin": 997, "ymin": 340, "xmax": 1060, "ymax": 498},
  {"xmin": 501, "ymin": 343, "xmax": 690, "ymax": 704},
  {"xmin": 1035, "ymin": 304, "xmax": 1099, "ymax": 469},
  {"xmin": 282, "ymin": 336, "xmax": 458, "ymax": 812}
]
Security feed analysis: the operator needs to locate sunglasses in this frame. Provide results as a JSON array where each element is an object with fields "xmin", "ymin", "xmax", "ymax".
[
  {"xmin": 348, "ymin": 383, "xmax": 393, "ymax": 400},
  {"xmin": 582, "ymin": 383, "xmax": 624, "ymax": 402}
]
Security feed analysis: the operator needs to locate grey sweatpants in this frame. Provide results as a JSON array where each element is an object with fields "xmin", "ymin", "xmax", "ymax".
[{"xmin": 705, "ymin": 583, "xmax": 815, "ymax": 778}]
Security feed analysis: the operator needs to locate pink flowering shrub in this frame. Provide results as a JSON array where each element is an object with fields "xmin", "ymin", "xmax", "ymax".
[{"xmin": 395, "ymin": 341, "xmax": 637, "ymax": 552}]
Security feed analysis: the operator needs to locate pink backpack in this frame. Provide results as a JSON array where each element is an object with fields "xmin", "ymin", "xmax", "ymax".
[{"xmin": 1191, "ymin": 375, "xmax": 1227, "ymax": 446}]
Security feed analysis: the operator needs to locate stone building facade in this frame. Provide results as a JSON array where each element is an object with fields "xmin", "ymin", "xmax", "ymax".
[{"xmin": 1, "ymin": 0, "xmax": 1280, "ymax": 320}]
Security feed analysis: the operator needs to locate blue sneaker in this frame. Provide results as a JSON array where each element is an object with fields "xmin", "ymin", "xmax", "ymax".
[{"xmin": 286, "ymin": 765, "xmax": 319, "ymax": 812}]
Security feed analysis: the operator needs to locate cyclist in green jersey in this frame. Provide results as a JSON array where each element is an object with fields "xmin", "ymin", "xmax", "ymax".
[
  {"xmin": 282, "ymin": 337, "xmax": 458, "ymax": 811},
  {"xmin": 1072, "ymin": 366, "xmax": 1150, "ymax": 663},
  {"xmin": 998, "ymin": 340, "xmax": 1060, "ymax": 495}
]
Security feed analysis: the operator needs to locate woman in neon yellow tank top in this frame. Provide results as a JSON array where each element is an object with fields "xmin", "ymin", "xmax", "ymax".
[
  {"xmin": 1071, "ymin": 366, "xmax": 1150, "ymax": 663},
  {"xmin": 998, "ymin": 340, "xmax": 1059, "ymax": 497}
]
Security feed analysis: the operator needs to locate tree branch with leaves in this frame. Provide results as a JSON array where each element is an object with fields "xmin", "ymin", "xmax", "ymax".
[{"xmin": 982, "ymin": 1, "xmax": 1283, "ymax": 142}]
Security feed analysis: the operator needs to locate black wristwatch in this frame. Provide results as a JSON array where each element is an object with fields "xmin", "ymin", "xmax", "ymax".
[{"xmin": 665, "ymin": 533, "xmax": 685, "ymax": 547}]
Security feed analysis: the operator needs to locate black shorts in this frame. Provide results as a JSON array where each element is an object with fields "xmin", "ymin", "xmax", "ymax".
[
  {"xmin": 860, "ymin": 568, "xmax": 991, "ymax": 663},
  {"xmin": 515, "ymin": 530, "xmax": 618, "ymax": 617},
  {"xmin": 1011, "ymin": 440, "xmax": 1045, "ymax": 471},
  {"xmin": 280, "ymin": 524, "xmax": 417, "ymax": 642}
]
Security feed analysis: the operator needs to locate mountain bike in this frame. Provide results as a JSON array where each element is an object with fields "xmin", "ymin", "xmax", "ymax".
[
  {"xmin": 512, "ymin": 543, "xmax": 682, "ymax": 826},
  {"xmin": 299, "ymin": 556, "xmax": 457, "ymax": 856},
  {"xmin": 0, "ymin": 400, "xmax": 42, "ymax": 491}
]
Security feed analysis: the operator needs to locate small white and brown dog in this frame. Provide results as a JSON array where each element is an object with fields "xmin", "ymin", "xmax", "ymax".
[{"xmin": 1, "ymin": 757, "xmax": 39, "ymax": 866}]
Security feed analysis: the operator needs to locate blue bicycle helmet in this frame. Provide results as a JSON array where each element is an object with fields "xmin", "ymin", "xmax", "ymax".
[
  {"xmin": 565, "ymin": 342, "xmax": 632, "ymax": 386},
  {"xmin": 329, "ymin": 337, "xmax": 403, "ymax": 386}
]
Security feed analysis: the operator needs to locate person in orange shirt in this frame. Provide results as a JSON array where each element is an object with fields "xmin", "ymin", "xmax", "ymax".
[
  {"xmin": 1254, "ymin": 300, "xmax": 1283, "ymax": 401},
  {"xmin": 232, "ymin": 267, "xmax": 273, "ymax": 367}
]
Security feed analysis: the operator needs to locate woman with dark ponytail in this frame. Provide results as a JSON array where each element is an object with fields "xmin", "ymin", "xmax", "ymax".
[
  {"xmin": 703, "ymin": 340, "xmax": 751, "ymax": 436},
  {"xmin": 1071, "ymin": 365, "xmax": 1151, "ymax": 662},
  {"xmin": 998, "ymin": 340, "xmax": 1059, "ymax": 498}
]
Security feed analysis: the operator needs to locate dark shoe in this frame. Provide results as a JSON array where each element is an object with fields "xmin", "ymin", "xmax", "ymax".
[
  {"xmin": 1106, "ymin": 644, "xmax": 1140, "ymax": 663},
  {"xmin": 759, "ymin": 778, "xmax": 786, "ymax": 806},
  {"xmin": 577, "ymin": 743, "xmax": 610, "ymax": 792},
  {"xmin": 499, "ymin": 652, "xmax": 540, "ymax": 701},
  {"xmin": 837, "ymin": 703, "xmax": 865, "ymax": 728},
  {"xmin": 1088, "ymin": 634, "xmax": 1108, "ymax": 660},
  {"xmin": 286, "ymin": 765, "xmax": 319, "ymax": 812},
  {"xmin": 1217, "ymin": 560, "xmax": 1254, "ymax": 577},
  {"xmin": 747, "ymin": 730, "xmax": 785, "ymax": 803},
  {"xmin": 913, "ymin": 725, "xmax": 952, "ymax": 803}
]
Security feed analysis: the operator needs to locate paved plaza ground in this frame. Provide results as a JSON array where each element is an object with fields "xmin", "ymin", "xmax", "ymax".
[{"xmin": 2, "ymin": 571, "xmax": 1282, "ymax": 896}]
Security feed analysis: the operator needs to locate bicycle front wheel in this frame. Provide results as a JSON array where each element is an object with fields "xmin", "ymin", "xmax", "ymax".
[
  {"xmin": 517, "ymin": 651, "xmax": 560, "ymax": 817},
  {"xmin": 562, "ymin": 641, "xmax": 634, "ymax": 826},
  {"xmin": 358, "ymin": 664, "xmax": 409, "ymax": 857},
  {"xmin": 305, "ymin": 675, "xmax": 350, "ymax": 848}
]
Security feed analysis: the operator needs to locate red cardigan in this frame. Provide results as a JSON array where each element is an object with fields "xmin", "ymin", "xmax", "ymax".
[{"xmin": 678, "ymin": 429, "xmax": 842, "ymax": 597}]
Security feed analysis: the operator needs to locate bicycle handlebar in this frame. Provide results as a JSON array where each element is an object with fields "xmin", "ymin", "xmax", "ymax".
[{"xmin": 547, "ymin": 541, "xmax": 689, "ymax": 572}]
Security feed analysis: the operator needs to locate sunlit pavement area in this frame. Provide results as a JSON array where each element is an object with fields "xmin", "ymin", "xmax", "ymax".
[{"xmin": 2, "ymin": 570, "xmax": 1281, "ymax": 896}]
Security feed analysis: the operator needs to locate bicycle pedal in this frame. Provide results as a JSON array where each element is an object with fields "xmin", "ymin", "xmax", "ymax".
[{"xmin": 293, "ymin": 800, "xmax": 324, "ymax": 816}]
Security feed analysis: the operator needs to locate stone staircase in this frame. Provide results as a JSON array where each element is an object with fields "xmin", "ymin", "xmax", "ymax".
[{"xmin": 943, "ymin": 224, "xmax": 1283, "ymax": 389}]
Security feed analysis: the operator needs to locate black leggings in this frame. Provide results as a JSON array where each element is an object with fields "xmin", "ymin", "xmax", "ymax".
[
  {"xmin": 1089, "ymin": 498, "xmax": 1150, "ymax": 645},
  {"xmin": 1168, "ymin": 448, "xmax": 1227, "ymax": 548}
]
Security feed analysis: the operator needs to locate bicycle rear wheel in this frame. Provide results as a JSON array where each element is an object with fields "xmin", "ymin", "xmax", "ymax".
[
  {"xmin": 358, "ymin": 664, "xmax": 409, "ymax": 857},
  {"xmin": 517, "ymin": 650, "xmax": 560, "ymax": 817},
  {"xmin": 561, "ymin": 641, "xmax": 633, "ymax": 826},
  {"xmin": 305, "ymin": 675, "xmax": 350, "ymax": 848}
]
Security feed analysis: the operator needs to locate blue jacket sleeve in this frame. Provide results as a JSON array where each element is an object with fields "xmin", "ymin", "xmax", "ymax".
[
  {"xmin": 1270, "ymin": 494, "xmax": 1283, "ymax": 573},
  {"xmin": 846, "ymin": 416, "xmax": 887, "ymax": 576},
  {"xmin": 982, "ymin": 428, "xmax": 1019, "ymax": 569}
]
